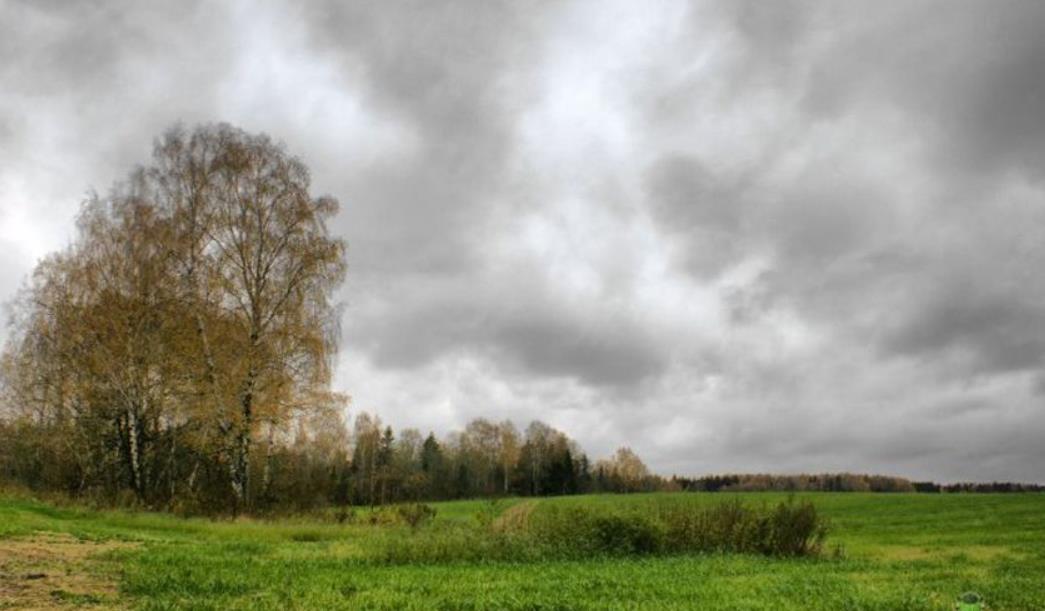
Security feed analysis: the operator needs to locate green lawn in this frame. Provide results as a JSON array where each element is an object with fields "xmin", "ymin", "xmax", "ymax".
[{"xmin": 1, "ymin": 492, "xmax": 1043, "ymax": 609}]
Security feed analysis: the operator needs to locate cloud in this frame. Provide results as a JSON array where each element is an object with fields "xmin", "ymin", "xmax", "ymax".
[
  {"xmin": 882, "ymin": 269, "xmax": 1045, "ymax": 376},
  {"xmin": 298, "ymin": 1, "xmax": 550, "ymax": 275},
  {"xmin": 789, "ymin": 1, "xmax": 1045, "ymax": 181},
  {"xmin": 2, "ymin": 0, "xmax": 1045, "ymax": 482}
]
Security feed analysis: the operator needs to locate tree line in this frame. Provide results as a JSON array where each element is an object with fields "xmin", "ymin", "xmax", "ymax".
[
  {"xmin": 671, "ymin": 473, "xmax": 916, "ymax": 493},
  {"xmin": 670, "ymin": 474, "xmax": 1044, "ymax": 494},
  {"xmin": 272, "ymin": 413, "xmax": 663, "ymax": 509},
  {"xmin": 912, "ymin": 481, "xmax": 1045, "ymax": 494}
]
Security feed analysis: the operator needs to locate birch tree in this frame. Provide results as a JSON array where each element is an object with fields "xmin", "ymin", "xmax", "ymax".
[
  {"xmin": 0, "ymin": 123, "xmax": 347, "ymax": 512},
  {"xmin": 148, "ymin": 125, "xmax": 346, "ymax": 510}
]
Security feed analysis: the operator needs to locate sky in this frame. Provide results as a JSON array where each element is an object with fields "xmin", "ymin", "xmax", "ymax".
[{"xmin": 2, "ymin": 0, "xmax": 1045, "ymax": 483}]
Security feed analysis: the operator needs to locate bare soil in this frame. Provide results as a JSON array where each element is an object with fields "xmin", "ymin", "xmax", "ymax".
[{"xmin": 0, "ymin": 533, "xmax": 135, "ymax": 609}]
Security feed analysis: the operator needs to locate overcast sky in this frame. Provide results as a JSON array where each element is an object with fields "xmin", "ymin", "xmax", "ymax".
[{"xmin": 3, "ymin": 0, "xmax": 1045, "ymax": 483}]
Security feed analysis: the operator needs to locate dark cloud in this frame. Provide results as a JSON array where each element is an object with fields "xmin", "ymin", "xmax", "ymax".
[
  {"xmin": 646, "ymin": 154, "xmax": 745, "ymax": 234},
  {"xmin": 883, "ymin": 279, "xmax": 1045, "ymax": 375},
  {"xmin": 491, "ymin": 311, "xmax": 667, "ymax": 388},
  {"xmin": 297, "ymin": 3, "xmax": 672, "ymax": 389},
  {"xmin": 793, "ymin": 1, "xmax": 1045, "ymax": 181},
  {"xmin": 300, "ymin": 1, "xmax": 548, "ymax": 274},
  {"xmin": 345, "ymin": 273, "xmax": 668, "ymax": 388},
  {"xmin": 643, "ymin": 153, "xmax": 752, "ymax": 277}
]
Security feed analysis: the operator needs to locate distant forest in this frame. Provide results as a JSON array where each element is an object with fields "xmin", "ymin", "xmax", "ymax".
[
  {"xmin": 670, "ymin": 474, "xmax": 1045, "ymax": 494},
  {"xmin": 0, "ymin": 125, "xmax": 1040, "ymax": 515}
]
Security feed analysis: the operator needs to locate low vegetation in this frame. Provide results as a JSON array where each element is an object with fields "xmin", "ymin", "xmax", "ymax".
[{"xmin": 384, "ymin": 496, "xmax": 826, "ymax": 564}]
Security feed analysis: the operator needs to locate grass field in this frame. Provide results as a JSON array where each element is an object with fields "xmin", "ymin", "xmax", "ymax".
[{"xmin": 1, "ymin": 492, "xmax": 1043, "ymax": 610}]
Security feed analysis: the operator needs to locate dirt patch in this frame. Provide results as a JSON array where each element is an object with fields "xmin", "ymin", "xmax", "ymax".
[{"xmin": 0, "ymin": 532, "xmax": 136, "ymax": 609}]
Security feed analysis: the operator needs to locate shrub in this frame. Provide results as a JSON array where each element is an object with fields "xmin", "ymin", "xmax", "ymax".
[
  {"xmin": 655, "ymin": 497, "xmax": 827, "ymax": 557},
  {"xmin": 357, "ymin": 503, "xmax": 437, "ymax": 527},
  {"xmin": 529, "ymin": 497, "xmax": 827, "ymax": 559},
  {"xmin": 333, "ymin": 506, "xmax": 355, "ymax": 524},
  {"xmin": 589, "ymin": 512, "xmax": 666, "ymax": 554},
  {"xmin": 760, "ymin": 497, "xmax": 827, "ymax": 557},
  {"xmin": 397, "ymin": 503, "xmax": 437, "ymax": 530},
  {"xmin": 526, "ymin": 505, "xmax": 667, "ymax": 557},
  {"xmin": 378, "ymin": 496, "xmax": 828, "ymax": 564}
]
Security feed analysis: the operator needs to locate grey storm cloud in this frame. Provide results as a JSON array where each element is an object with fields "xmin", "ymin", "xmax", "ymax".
[
  {"xmin": 883, "ymin": 273, "xmax": 1045, "ymax": 376},
  {"xmin": 2, "ymin": 0, "xmax": 1045, "ymax": 482},
  {"xmin": 793, "ymin": 1, "xmax": 1045, "ymax": 180},
  {"xmin": 298, "ymin": 1, "xmax": 547, "ymax": 274},
  {"xmin": 346, "ymin": 271, "xmax": 669, "ymax": 388},
  {"xmin": 646, "ymin": 155, "xmax": 745, "ymax": 234}
]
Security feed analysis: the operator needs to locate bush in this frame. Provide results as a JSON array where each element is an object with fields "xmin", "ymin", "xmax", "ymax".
[
  {"xmin": 590, "ymin": 512, "xmax": 666, "ymax": 554},
  {"xmin": 655, "ymin": 497, "xmax": 827, "ymax": 557},
  {"xmin": 397, "ymin": 503, "xmax": 437, "ymax": 529},
  {"xmin": 378, "ymin": 496, "xmax": 828, "ymax": 564},
  {"xmin": 526, "ymin": 505, "xmax": 667, "ymax": 556},
  {"xmin": 356, "ymin": 503, "xmax": 437, "ymax": 527},
  {"xmin": 333, "ymin": 506, "xmax": 355, "ymax": 524},
  {"xmin": 761, "ymin": 497, "xmax": 827, "ymax": 556}
]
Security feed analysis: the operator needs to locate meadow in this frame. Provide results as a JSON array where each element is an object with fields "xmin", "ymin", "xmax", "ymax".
[{"xmin": 1, "ymin": 492, "xmax": 1043, "ymax": 610}]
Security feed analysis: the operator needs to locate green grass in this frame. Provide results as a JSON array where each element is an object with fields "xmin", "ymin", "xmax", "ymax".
[{"xmin": 1, "ymin": 492, "xmax": 1043, "ymax": 609}]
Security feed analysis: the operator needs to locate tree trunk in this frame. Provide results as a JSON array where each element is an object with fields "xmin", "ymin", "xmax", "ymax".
[
  {"xmin": 120, "ymin": 409, "xmax": 145, "ymax": 503},
  {"xmin": 187, "ymin": 459, "xmax": 200, "ymax": 493},
  {"xmin": 230, "ymin": 365, "xmax": 256, "ymax": 511},
  {"xmin": 166, "ymin": 428, "xmax": 177, "ymax": 504},
  {"xmin": 260, "ymin": 423, "xmax": 275, "ymax": 503}
]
